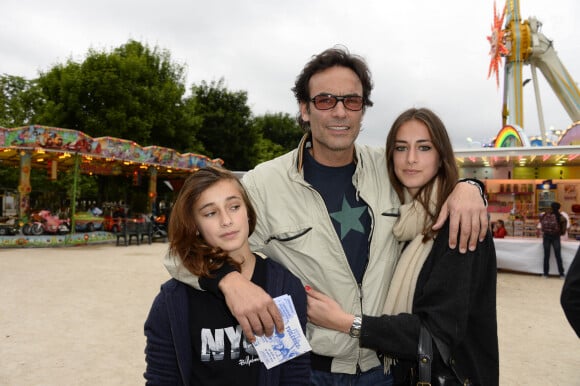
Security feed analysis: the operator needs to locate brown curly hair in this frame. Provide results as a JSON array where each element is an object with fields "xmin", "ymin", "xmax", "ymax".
[{"xmin": 168, "ymin": 166, "xmax": 257, "ymax": 278}]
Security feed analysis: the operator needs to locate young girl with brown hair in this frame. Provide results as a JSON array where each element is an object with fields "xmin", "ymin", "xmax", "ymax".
[{"xmin": 144, "ymin": 166, "xmax": 309, "ymax": 385}]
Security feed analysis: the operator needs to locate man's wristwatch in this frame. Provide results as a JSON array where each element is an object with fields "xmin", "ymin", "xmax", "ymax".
[{"xmin": 349, "ymin": 315, "xmax": 362, "ymax": 338}]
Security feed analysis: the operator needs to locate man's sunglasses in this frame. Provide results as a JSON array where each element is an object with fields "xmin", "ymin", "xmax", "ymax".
[{"xmin": 310, "ymin": 94, "xmax": 364, "ymax": 111}]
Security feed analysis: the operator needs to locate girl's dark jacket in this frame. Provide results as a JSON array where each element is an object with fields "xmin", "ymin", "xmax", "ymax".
[
  {"xmin": 360, "ymin": 221, "xmax": 499, "ymax": 386},
  {"xmin": 144, "ymin": 257, "xmax": 310, "ymax": 385}
]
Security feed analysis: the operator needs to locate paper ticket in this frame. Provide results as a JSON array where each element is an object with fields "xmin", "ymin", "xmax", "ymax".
[{"xmin": 252, "ymin": 294, "xmax": 312, "ymax": 369}]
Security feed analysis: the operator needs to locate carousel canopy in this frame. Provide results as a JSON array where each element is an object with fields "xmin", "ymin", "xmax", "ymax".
[
  {"xmin": 0, "ymin": 125, "xmax": 223, "ymax": 178},
  {"xmin": 455, "ymin": 145, "xmax": 580, "ymax": 168}
]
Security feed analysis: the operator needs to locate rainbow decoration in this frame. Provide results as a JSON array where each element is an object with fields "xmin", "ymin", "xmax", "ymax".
[{"xmin": 493, "ymin": 124, "xmax": 530, "ymax": 147}]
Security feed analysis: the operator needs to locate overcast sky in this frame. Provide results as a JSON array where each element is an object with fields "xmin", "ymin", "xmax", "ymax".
[{"xmin": 2, "ymin": 0, "xmax": 579, "ymax": 149}]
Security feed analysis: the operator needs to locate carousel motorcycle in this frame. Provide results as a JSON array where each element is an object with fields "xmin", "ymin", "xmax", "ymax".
[{"xmin": 22, "ymin": 210, "xmax": 70, "ymax": 235}]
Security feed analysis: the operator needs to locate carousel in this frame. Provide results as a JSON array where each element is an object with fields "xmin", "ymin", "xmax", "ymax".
[{"xmin": 0, "ymin": 125, "xmax": 223, "ymax": 248}]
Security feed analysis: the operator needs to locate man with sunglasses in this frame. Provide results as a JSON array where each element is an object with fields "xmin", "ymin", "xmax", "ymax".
[{"xmin": 165, "ymin": 46, "xmax": 487, "ymax": 385}]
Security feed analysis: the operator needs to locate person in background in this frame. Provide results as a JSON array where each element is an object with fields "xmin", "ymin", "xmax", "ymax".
[
  {"xmin": 561, "ymin": 245, "xmax": 580, "ymax": 337},
  {"xmin": 164, "ymin": 47, "xmax": 488, "ymax": 385},
  {"xmin": 306, "ymin": 107, "xmax": 498, "ymax": 385},
  {"xmin": 144, "ymin": 166, "xmax": 309, "ymax": 385},
  {"xmin": 493, "ymin": 219, "xmax": 507, "ymax": 238},
  {"xmin": 539, "ymin": 201, "xmax": 566, "ymax": 278},
  {"xmin": 560, "ymin": 209, "xmax": 571, "ymax": 239},
  {"xmin": 90, "ymin": 205, "xmax": 103, "ymax": 216},
  {"xmin": 112, "ymin": 205, "xmax": 126, "ymax": 219}
]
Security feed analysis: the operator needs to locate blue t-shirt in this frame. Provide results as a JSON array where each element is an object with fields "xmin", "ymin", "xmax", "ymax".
[{"xmin": 303, "ymin": 149, "xmax": 371, "ymax": 283}]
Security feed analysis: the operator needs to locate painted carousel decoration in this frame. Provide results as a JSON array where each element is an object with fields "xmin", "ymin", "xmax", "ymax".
[{"xmin": 0, "ymin": 125, "xmax": 223, "ymax": 216}]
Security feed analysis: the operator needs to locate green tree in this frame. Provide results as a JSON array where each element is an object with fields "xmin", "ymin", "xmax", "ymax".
[
  {"xmin": 0, "ymin": 74, "xmax": 43, "ymax": 127},
  {"xmin": 33, "ymin": 40, "xmax": 202, "ymax": 152},
  {"xmin": 252, "ymin": 136, "xmax": 285, "ymax": 165},
  {"xmin": 252, "ymin": 112, "xmax": 303, "ymax": 153},
  {"xmin": 0, "ymin": 166, "xmax": 19, "ymax": 189},
  {"xmin": 189, "ymin": 79, "xmax": 260, "ymax": 170}
]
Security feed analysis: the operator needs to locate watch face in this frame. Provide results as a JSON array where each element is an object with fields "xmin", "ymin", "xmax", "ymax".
[{"xmin": 349, "ymin": 316, "xmax": 362, "ymax": 338}]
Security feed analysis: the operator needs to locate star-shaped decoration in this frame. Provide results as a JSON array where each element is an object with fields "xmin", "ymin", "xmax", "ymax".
[
  {"xmin": 487, "ymin": 1, "xmax": 509, "ymax": 88},
  {"xmin": 330, "ymin": 197, "xmax": 366, "ymax": 239}
]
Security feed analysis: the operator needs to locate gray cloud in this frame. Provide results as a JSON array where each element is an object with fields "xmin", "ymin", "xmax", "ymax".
[{"xmin": 2, "ymin": 0, "xmax": 578, "ymax": 149}]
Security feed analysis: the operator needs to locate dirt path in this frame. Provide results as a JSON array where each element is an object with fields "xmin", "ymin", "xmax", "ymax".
[{"xmin": 1, "ymin": 244, "xmax": 578, "ymax": 385}]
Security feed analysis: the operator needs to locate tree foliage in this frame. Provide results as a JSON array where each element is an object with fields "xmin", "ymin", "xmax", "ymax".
[
  {"xmin": 188, "ymin": 79, "xmax": 260, "ymax": 170},
  {"xmin": 33, "ymin": 40, "xmax": 202, "ymax": 152},
  {"xmin": 252, "ymin": 112, "xmax": 303, "ymax": 153},
  {"xmin": 0, "ymin": 74, "xmax": 43, "ymax": 128},
  {"xmin": 0, "ymin": 165, "xmax": 19, "ymax": 189}
]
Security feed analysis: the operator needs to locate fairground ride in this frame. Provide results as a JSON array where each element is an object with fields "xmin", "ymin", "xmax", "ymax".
[{"xmin": 487, "ymin": 0, "xmax": 580, "ymax": 146}]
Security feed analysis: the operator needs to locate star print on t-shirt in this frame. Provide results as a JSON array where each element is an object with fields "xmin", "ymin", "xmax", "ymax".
[
  {"xmin": 302, "ymin": 148, "xmax": 371, "ymax": 282},
  {"xmin": 330, "ymin": 196, "xmax": 366, "ymax": 239}
]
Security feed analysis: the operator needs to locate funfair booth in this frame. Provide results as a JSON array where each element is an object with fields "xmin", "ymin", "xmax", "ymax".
[{"xmin": 456, "ymin": 125, "xmax": 580, "ymax": 275}]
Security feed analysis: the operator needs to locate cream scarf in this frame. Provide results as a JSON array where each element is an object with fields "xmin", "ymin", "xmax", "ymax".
[{"xmin": 383, "ymin": 180, "xmax": 439, "ymax": 372}]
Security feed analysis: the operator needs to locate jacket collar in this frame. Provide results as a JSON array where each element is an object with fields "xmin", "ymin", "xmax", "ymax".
[{"xmin": 295, "ymin": 132, "xmax": 360, "ymax": 172}]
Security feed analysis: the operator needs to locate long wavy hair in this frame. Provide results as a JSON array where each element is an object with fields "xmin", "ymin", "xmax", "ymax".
[
  {"xmin": 385, "ymin": 107, "xmax": 459, "ymax": 240},
  {"xmin": 168, "ymin": 166, "xmax": 257, "ymax": 278}
]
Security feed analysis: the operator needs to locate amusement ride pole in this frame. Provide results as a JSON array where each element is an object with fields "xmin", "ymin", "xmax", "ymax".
[
  {"xmin": 529, "ymin": 64, "xmax": 547, "ymax": 145},
  {"xmin": 68, "ymin": 152, "xmax": 80, "ymax": 243},
  {"xmin": 503, "ymin": 0, "xmax": 529, "ymax": 129}
]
